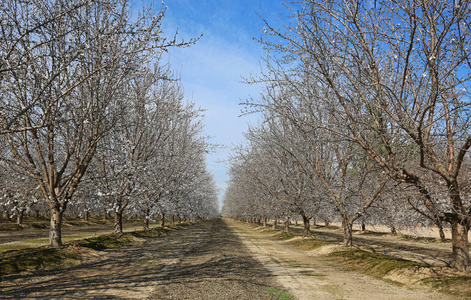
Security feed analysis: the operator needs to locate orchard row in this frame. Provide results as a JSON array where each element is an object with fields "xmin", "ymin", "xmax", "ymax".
[
  {"xmin": 0, "ymin": 0, "xmax": 218, "ymax": 247},
  {"xmin": 222, "ymin": 0, "xmax": 471, "ymax": 272}
]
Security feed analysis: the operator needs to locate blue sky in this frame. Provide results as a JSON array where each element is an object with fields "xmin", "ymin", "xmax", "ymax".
[{"xmin": 159, "ymin": 0, "xmax": 293, "ymax": 208}]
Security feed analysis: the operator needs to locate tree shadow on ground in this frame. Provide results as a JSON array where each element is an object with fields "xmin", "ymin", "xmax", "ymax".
[{"xmin": 0, "ymin": 219, "xmax": 282, "ymax": 300}]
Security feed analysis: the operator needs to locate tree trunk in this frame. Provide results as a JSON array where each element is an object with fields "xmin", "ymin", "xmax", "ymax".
[
  {"xmin": 171, "ymin": 215, "xmax": 175, "ymax": 225},
  {"xmin": 284, "ymin": 217, "xmax": 290, "ymax": 233},
  {"xmin": 103, "ymin": 208, "xmax": 107, "ymax": 221},
  {"xmin": 178, "ymin": 216, "xmax": 182, "ymax": 224},
  {"xmin": 83, "ymin": 210, "xmax": 89, "ymax": 222},
  {"xmin": 302, "ymin": 215, "xmax": 310, "ymax": 237},
  {"xmin": 390, "ymin": 225, "xmax": 397, "ymax": 235},
  {"xmin": 343, "ymin": 219, "xmax": 353, "ymax": 247},
  {"xmin": 143, "ymin": 208, "xmax": 150, "ymax": 230},
  {"xmin": 114, "ymin": 209, "xmax": 123, "ymax": 234},
  {"xmin": 50, "ymin": 207, "xmax": 63, "ymax": 247},
  {"xmin": 272, "ymin": 218, "xmax": 277, "ymax": 229},
  {"xmin": 160, "ymin": 213, "xmax": 165, "ymax": 227},
  {"xmin": 263, "ymin": 216, "xmax": 267, "ymax": 227},
  {"xmin": 439, "ymin": 226, "xmax": 446, "ymax": 242},
  {"xmin": 451, "ymin": 220, "xmax": 469, "ymax": 272},
  {"xmin": 361, "ymin": 222, "xmax": 366, "ymax": 232},
  {"xmin": 16, "ymin": 209, "xmax": 25, "ymax": 225},
  {"xmin": 436, "ymin": 219, "xmax": 446, "ymax": 242}
]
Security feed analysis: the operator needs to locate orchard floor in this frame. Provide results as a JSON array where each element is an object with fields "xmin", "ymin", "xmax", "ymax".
[{"xmin": 0, "ymin": 219, "xmax": 462, "ymax": 299}]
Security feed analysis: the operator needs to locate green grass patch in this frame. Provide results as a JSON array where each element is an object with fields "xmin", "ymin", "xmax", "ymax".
[
  {"xmin": 0, "ymin": 246, "xmax": 83, "ymax": 276},
  {"xmin": 0, "ymin": 221, "xmax": 49, "ymax": 230},
  {"xmin": 0, "ymin": 223, "xmax": 193, "ymax": 276},
  {"xmin": 0, "ymin": 223, "xmax": 24, "ymax": 231},
  {"xmin": 130, "ymin": 226, "xmax": 174, "ymax": 238},
  {"xmin": 357, "ymin": 230, "xmax": 389, "ymax": 236},
  {"xmin": 329, "ymin": 248, "xmax": 424, "ymax": 278},
  {"xmin": 319, "ymin": 225, "xmax": 340, "ymax": 230},
  {"xmin": 419, "ymin": 275, "xmax": 471, "ymax": 298},
  {"xmin": 400, "ymin": 234, "xmax": 450, "ymax": 244},
  {"xmin": 74, "ymin": 233, "xmax": 137, "ymax": 250},
  {"xmin": 63, "ymin": 221, "xmax": 88, "ymax": 226},
  {"xmin": 30, "ymin": 222, "xmax": 48, "ymax": 229},
  {"xmin": 267, "ymin": 287, "xmax": 293, "ymax": 300},
  {"xmin": 273, "ymin": 231, "xmax": 297, "ymax": 240},
  {"xmin": 290, "ymin": 238, "xmax": 329, "ymax": 250}
]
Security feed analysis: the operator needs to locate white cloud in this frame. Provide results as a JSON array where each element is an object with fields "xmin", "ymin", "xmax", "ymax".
[
  {"xmin": 168, "ymin": 36, "xmax": 262, "ymax": 204},
  {"xmin": 161, "ymin": 1, "xmax": 271, "ymax": 206}
]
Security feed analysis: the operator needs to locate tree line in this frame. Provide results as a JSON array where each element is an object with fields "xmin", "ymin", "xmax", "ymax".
[
  {"xmin": 0, "ymin": 0, "xmax": 219, "ymax": 247},
  {"xmin": 222, "ymin": 0, "xmax": 471, "ymax": 272}
]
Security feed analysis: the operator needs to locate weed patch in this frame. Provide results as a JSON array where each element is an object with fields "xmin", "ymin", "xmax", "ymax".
[
  {"xmin": 267, "ymin": 287, "xmax": 293, "ymax": 299},
  {"xmin": 74, "ymin": 233, "xmax": 137, "ymax": 250},
  {"xmin": 329, "ymin": 248, "xmax": 423, "ymax": 277},
  {"xmin": 30, "ymin": 222, "xmax": 48, "ymax": 229},
  {"xmin": 326, "ymin": 247, "xmax": 471, "ymax": 297},
  {"xmin": 290, "ymin": 238, "xmax": 328, "ymax": 250},
  {"xmin": 0, "ymin": 246, "xmax": 83, "ymax": 276},
  {"xmin": 400, "ymin": 235, "xmax": 450, "ymax": 244},
  {"xmin": 273, "ymin": 232, "xmax": 296, "ymax": 240},
  {"xmin": 0, "ymin": 223, "xmax": 24, "ymax": 231},
  {"xmin": 419, "ymin": 275, "xmax": 471, "ymax": 298},
  {"xmin": 357, "ymin": 230, "xmax": 389, "ymax": 236},
  {"xmin": 0, "ymin": 223, "xmax": 194, "ymax": 276}
]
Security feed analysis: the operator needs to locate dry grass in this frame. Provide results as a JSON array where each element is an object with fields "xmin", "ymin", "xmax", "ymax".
[{"xmin": 0, "ymin": 223, "xmax": 191, "ymax": 277}]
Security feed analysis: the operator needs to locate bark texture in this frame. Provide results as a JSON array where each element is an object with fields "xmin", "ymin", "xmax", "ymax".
[
  {"xmin": 451, "ymin": 221, "xmax": 469, "ymax": 272},
  {"xmin": 50, "ymin": 208, "xmax": 63, "ymax": 247}
]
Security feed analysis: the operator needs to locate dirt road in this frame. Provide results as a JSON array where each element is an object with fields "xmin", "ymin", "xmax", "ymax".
[
  {"xmin": 1, "ymin": 219, "xmax": 282, "ymax": 299},
  {"xmin": 0, "ymin": 219, "xmax": 459, "ymax": 299},
  {"xmin": 227, "ymin": 219, "xmax": 456, "ymax": 299}
]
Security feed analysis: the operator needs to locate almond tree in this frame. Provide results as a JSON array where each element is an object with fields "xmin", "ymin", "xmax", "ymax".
[
  {"xmin": 0, "ymin": 166, "xmax": 39, "ymax": 224},
  {"xmin": 258, "ymin": 0, "xmax": 471, "ymax": 270},
  {"xmin": 2, "ymin": 0, "xmax": 197, "ymax": 247},
  {"xmin": 0, "ymin": 0, "xmax": 92, "ymax": 134},
  {"xmin": 248, "ymin": 123, "xmax": 320, "ymax": 236},
  {"xmin": 96, "ymin": 66, "xmax": 189, "ymax": 232},
  {"xmin": 246, "ymin": 66, "xmax": 389, "ymax": 246},
  {"xmin": 224, "ymin": 123, "xmax": 319, "ymax": 235}
]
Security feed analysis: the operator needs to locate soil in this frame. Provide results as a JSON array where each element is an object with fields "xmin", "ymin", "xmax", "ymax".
[
  {"xmin": 0, "ymin": 220, "xmax": 143, "ymax": 245},
  {"xmin": 0, "ymin": 219, "xmax": 283, "ymax": 299},
  {"xmin": 302, "ymin": 225, "xmax": 453, "ymax": 267},
  {"xmin": 228, "ymin": 220, "xmax": 457, "ymax": 300},
  {"xmin": 0, "ymin": 219, "xmax": 465, "ymax": 299}
]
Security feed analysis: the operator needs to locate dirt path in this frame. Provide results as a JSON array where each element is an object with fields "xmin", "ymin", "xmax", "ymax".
[
  {"xmin": 0, "ymin": 219, "xmax": 461, "ymax": 299},
  {"xmin": 226, "ymin": 219, "xmax": 457, "ymax": 300},
  {"xmin": 0, "ymin": 219, "xmax": 283, "ymax": 299}
]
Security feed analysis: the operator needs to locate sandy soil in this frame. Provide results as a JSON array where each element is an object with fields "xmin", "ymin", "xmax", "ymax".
[
  {"xmin": 0, "ymin": 219, "xmax": 463, "ymax": 299},
  {"xmin": 0, "ymin": 219, "xmax": 283, "ymax": 299},
  {"xmin": 227, "ymin": 219, "xmax": 457, "ymax": 300}
]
